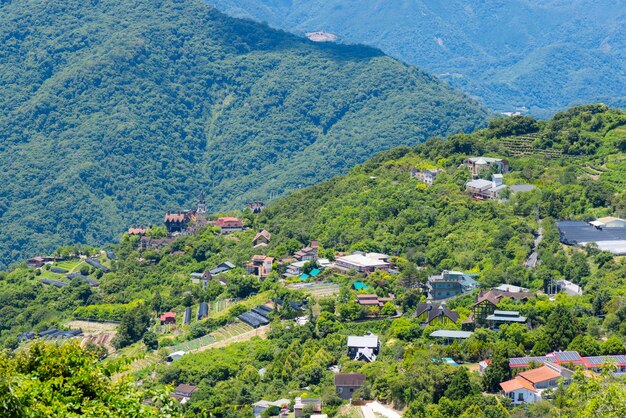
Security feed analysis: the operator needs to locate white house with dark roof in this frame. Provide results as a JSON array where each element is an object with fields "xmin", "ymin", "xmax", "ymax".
[{"xmin": 347, "ymin": 333, "xmax": 380, "ymax": 362}]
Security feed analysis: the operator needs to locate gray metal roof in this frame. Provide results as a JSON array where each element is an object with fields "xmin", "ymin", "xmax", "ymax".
[{"xmin": 429, "ymin": 330, "xmax": 474, "ymax": 339}]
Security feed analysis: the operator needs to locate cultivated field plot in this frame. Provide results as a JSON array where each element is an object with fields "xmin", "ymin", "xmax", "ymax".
[
  {"xmin": 67, "ymin": 320, "xmax": 119, "ymax": 333},
  {"xmin": 287, "ymin": 281, "xmax": 342, "ymax": 297},
  {"xmin": 54, "ymin": 258, "xmax": 85, "ymax": 272},
  {"xmin": 168, "ymin": 320, "xmax": 254, "ymax": 353}
]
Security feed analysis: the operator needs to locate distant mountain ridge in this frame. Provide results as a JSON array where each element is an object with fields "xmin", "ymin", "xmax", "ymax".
[
  {"xmin": 207, "ymin": 0, "xmax": 626, "ymax": 117},
  {"xmin": 0, "ymin": 0, "xmax": 487, "ymax": 267}
]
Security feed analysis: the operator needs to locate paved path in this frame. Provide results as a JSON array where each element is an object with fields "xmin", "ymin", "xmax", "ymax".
[
  {"xmin": 366, "ymin": 401, "xmax": 402, "ymax": 418},
  {"xmin": 361, "ymin": 406, "xmax": 376, "ymax": 418}
]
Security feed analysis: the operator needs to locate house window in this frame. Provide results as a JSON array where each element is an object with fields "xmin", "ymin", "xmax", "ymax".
[
  {"xmin": 350, "ymin": 388, "xmax": 354, "ymax": 392},
  {"xmin": 518, "ymin": 393, "xmax": 523, "ymax": 402}
]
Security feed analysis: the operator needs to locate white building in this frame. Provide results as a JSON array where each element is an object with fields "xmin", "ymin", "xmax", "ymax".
[
  {"xmin": 589, "ymin": 216, "xmax": 626, "ymax": 229},
  {"xmin": 500, "ymin": 363, "xmax": 573, "ymax": 404},
  {"xmin": 334, "ymin": 253, "xmax": 390, "ymax": 274},
  {"xmin": 347, "ymin": 333, "xmax": 380, "ymax": 362}
]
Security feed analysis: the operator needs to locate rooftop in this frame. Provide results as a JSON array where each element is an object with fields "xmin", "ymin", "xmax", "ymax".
[
  {"xmin": 334, "ymin": 373, "xmax": 366, "ymax": 387},
  {"xmin": 518, "ymin": 366, "xmax": 561, "ymax": 384},
  {"xmin": 500, "ymin": 377, "xmax": 536, "ymax": 393},
  {"xmin": 347, "ymin": 334, "xmax": 379, "ymax": 348},
  {"xmin": 336, "ymin": 253, "xmax": 390, "ymax": 268},
  {"xmin": 429, "ymin": 330, "xmax": 473, "ymax": 339}
]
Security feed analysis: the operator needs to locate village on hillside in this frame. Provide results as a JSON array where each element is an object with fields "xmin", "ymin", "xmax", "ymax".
[{"xmin": 14, "ymin": 142, "xmax": 626, "ymax": 417}]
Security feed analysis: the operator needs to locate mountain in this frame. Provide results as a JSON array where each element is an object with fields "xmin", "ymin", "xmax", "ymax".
[
  {"xmin": 2, "ymin": 106, "xmax": 626, "ymax": 417},
  {"xmin": 0, "ymin": 0, "xmax": 488, "ymax": 268},
  {"xmin": 207, "ymin": 0, "xmax": 626, "ymax": 117}
]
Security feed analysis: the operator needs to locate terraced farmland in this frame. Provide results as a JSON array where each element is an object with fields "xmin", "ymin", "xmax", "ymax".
[{"xmin": 168, "ymin": 320, "xmax": 254, "ymax": 353}]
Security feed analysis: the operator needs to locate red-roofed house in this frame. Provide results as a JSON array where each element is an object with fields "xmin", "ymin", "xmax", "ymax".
[
  {"xmin": 215, "ymin": 217, "xmax": 244, "ymax": 233},
  {"xmin": 159, "ymin": 312, "xmax": 176, "ymax": 325}
]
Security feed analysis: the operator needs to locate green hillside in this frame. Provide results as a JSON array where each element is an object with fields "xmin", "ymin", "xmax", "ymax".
[
  {"xmin": 2, "ymin": 105, "xmax": 626, "ymax": 417},
  {"xmin": 0, "ymin": 0, "xmax": 488, "ymax": 268},
  {"xmin": 208, "ymin": 0, "xmax": 626, "ymax": 116}
]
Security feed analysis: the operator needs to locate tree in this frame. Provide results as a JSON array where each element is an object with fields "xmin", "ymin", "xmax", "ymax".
[
  {"xmin": 568, "ymin": 335, "xmax": 601, "ymax": 356},
  {"xmin": 318, "ymin": 297, "xmax": 336, "ymax": 314},
  {"xmin": 143, "ymin": 331, "xmax": 159, "ymax": 350},
  {"xmin": 316, "ymin": 311, "xmax": 338, "ymax": 337},
  {"xmin": 545, "ymin": 304, "xmax": 579, "ymax": 351},
  {"xmin": 0, "ymin": 341, "xmax": 180, "ymax": 417},
  {"xmin": 444, "ymin": 367, "xmax": 474, "ymax": 400},
  {"xmin": 592, "ymin": 289, "xmax": 611, "ymax": 316},
  {"xmin": 381, "ymin": 301, "xmax": 397, "ymax": 316},
  {"xmin": 113, "ymin": 303, "xmax": 151, "ymax": 349},
  {"xmin": 601, "ymin": 336, "xmax": 626, "ymax": 355},
  {"xmin": 338, "ymin": 301, "xmax": 363, "ymax": 321},
  {"xmin": 483, "ymin": 347, "xmax": 511, "ymax": 393}
]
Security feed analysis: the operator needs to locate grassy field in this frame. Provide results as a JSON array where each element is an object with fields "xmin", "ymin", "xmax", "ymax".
[{"xmin": 53, "ymin": 258, "xmax": 85, "ymax": 271}]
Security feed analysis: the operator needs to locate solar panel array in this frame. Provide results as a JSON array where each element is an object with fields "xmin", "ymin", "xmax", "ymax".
[
  {"xmin": 585, "ymin": 355, "xmax": 626, "ymax": 365},
  {"xmin": 553, "ymin": 351, "xmax": 583, "ymax": 362},
  {"xmin": 509, "ymin": 356, "xmax": 549, "ymax": 366}
]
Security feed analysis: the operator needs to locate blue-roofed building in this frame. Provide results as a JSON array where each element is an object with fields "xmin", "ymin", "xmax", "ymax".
[
  {"xmin": 299, "ymin": 273, "xmax": 310, "ymax": 280},
  {"xmin": 428, "ymin": 270, "xmax": 479, "ymax": 300},
  {"xmin": 309, "ymin": 268, "xmax": 321, "ymax": 277}
]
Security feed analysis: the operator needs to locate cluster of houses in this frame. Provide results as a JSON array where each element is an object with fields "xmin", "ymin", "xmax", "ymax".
[
  {"xmin": 465, "ymin": 174, "xmax": 537, "ymax": 200},
  {"xmin": 496, "ymin": 350, "xmax": 626, "ymax": 404},
  {"xmin": 249, "ymin": 335, "xmax": 376, "ymax": 416}
]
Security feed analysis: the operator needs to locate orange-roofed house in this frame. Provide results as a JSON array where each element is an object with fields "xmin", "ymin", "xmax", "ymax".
[
  {"xmin": 500, "ymin": 363, "xmax": 573, "ymax": 404},
  {"xmin": 215, "ymin": 217, "xmax": 244, "ymax": 234}
]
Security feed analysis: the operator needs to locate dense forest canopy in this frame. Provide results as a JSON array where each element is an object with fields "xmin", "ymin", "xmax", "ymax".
[
  {"xmin": 0, "ymin": 0, "xmax": 488, "ymax": 268},
  {"xmin": 208, "ymin": 0, "xmax": 626, "ymax": 117}
]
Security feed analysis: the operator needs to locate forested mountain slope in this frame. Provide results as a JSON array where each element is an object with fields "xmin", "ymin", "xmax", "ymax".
[
  {"xmin": 2, "ymin": 106, "xmax": 626, "ymax": 417},
  {"xmin": 208, "ymin": 0, "xmax": 626, "ymax": 116},
  {"xmin": 0, "ymin": 0, "xmax": 487, "ymax": 268}
]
